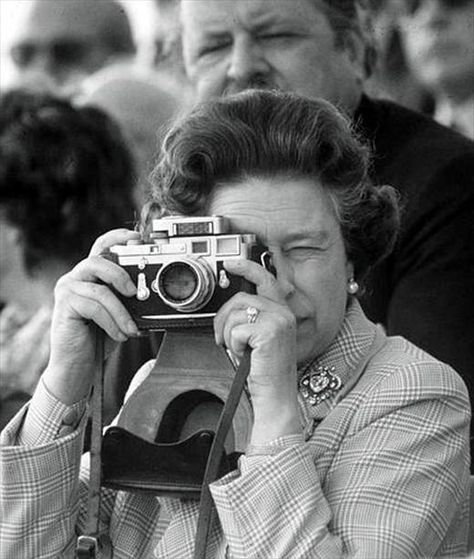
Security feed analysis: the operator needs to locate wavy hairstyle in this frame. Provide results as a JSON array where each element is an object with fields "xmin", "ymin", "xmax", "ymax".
[
  {"xmin": 0, "ymin": 89, "xmax": 136, "ymax": 273},
  {"xmin": 149, "ymin": 89, "xmax": 399, "ymax": 280}
]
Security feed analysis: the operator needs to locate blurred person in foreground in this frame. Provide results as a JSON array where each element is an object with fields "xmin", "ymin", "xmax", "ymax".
[
  {"xmin": 80, "ymin": 63, "xmax": 184, "ymax": 209},
  {"xmin": 0, "ymin": 89, "xmax": 136, "ymax": 429},
  {"xmin": 399, "ymin": 0, "xmax": 474, "ymax": 139},
  {"xmin": 6, "ymin": 0, "xmax": 135, "ymax": 95},
  {"xmin": 0, "ymin": 89, "xmax": 470, "ymax": 559},
  {"xmin": 109, "ymin": 0, "xmax": 474, "ymax": 462}
]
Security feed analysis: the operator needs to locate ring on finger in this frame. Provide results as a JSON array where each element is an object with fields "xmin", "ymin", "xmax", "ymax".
[{"xmin": 246, "ymin": 306, "xmax": 259, "ymax": 324}]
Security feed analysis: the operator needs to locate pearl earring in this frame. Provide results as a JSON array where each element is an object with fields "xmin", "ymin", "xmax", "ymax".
[{"xmin": 347, "ymin": 278, "xmax": 359, "ymax": 295}]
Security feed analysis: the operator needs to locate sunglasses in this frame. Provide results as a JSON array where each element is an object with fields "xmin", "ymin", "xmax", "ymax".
[
  {"xmin": 405, "ymin": 0, "xmax": 473, "ymax": 16},
  {"xmin": 10, "ymin": 40, "xmax": 91, "ymax": 68}
]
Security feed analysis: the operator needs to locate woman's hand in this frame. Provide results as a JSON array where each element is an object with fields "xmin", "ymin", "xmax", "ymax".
[
  {"xmin": 214, "ymin": 258, "xmax": 301, "ymax": 445},
  {"xmin": 43, "ymin": 229, "xmax": 140, "ymax": 405}
]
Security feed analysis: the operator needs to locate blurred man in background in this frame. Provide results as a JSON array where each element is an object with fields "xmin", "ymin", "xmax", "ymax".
[
  {"xmin": 8, "ymin": 0, "xmax": 135, "ymax": 94},
  {"xmin": 399, "ymin": 0, "xmax": 474, "ymax": 138},
  {"xmin": 365, "ymin": 0, "xmax": 434, "ymax": 113},
  {"xmin": 152, "ymin": 0, "xmax": 181, "ymax": 69}
]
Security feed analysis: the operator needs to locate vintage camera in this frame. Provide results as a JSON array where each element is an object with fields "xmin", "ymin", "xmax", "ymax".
[{"xmin": 108, "ymin": 215, "xmax": 267, "ymax": 330}]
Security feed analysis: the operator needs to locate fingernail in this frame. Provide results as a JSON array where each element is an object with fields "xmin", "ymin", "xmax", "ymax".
[
  {"xmin": 126, "ymin": 281, "xmax": 137, "ymax": 295},
  {"xmin": 224, "ymin": 259, "xmax": 239, "ymax": 269},
  {"xmin": 127, "ymin": 321, "xmax": 139, "ymax": 336}
]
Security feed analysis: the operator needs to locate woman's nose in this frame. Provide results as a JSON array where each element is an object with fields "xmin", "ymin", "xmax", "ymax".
[{"xmin": 273, "ymin": 257, "xmax": 296, "ymax": 300}]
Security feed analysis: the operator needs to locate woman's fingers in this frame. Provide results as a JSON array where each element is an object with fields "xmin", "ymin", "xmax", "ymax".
[
  {"xmin": 214, "ymin": 293, "xmax": 258, "ymax": 345},
  {"xmin": 66, "ymin": 280, "xmax": 138, "ymax": 341},
  {"xmin": 45, "ymin": 229, "xmax": 142, "ymax": 404},
  {"xmin": 89, "ymin": 228, "xmax": 141, "ymax": 257},
  {"xmin": 220, "ymin": 308, "xmax": 252, "ymax": 355},
  {"xmin": 214, "ymin": 291, "xmax": 292, "ymax": 346},
  {"xmin": 53, "ymin": 247, "xmax": 140, "ymax": 344},
  {"xmin": 224, "ymin": 258, "xmax": 283, "ymax": 301},
  {"xmin": 68, "ymin": 255, "xmax": 136, "ymax": 298}
]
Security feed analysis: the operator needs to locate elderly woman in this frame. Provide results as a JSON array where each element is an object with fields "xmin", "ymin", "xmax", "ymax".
[{"xmin": 0, "ymin": 90, "xmax": 470, "ymax": 558}]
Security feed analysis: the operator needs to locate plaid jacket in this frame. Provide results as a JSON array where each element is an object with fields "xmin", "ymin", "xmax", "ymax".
[{"xmin": 0, "ymin": 301, "xmax": 470, "ymax": 558}]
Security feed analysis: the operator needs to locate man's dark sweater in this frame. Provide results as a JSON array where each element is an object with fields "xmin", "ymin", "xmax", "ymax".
[
  {"xmin": 356, "ymin": 96, "xmax": 474, "ymax": 377},
  {"xmin": 105, "ymin": 95, "xmax": 474, "ymax": 465}
]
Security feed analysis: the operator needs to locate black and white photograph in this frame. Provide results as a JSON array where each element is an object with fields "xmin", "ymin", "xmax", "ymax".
[{"xmin": 0, "ymin": 1, "xmax": 473, "ymax": 557}]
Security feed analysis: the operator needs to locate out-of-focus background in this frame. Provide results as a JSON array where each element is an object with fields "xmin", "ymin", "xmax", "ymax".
[{"xmin": 0, "ymin": 0, "xmax": 159, "ymax": 88}]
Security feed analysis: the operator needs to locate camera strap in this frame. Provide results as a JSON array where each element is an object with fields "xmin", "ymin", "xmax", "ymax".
[
  {"xmin": 76, "ymin": 329, "xmax": 111, "ymax": 559},
  {"xmin": 77, "ymin": 330, "xmax": 251, "ymax": 559},
  {"xmin": 193, "ymin": 346, "xmax": 252, "ymax": 559}
]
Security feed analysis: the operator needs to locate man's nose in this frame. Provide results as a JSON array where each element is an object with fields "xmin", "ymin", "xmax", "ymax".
[
  {"xmin": 26, "ymin": 51, "xmax": 60, "ymax": 80},
  {"xmin": 226, "ymin": 36, "xmax": 270, "ymax": 86}
]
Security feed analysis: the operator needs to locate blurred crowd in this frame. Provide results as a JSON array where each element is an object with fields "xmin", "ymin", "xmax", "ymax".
[
  {"xmin": 2, "ymin": 0, "xmax": 473, "ymax": 136},
  {"xmin": 0, "ymin": 0, "xmax": 473, "ymax": 446},
  {"xmin": 367, "ymin": 0, "xmax": 474, "ymax": 138}
]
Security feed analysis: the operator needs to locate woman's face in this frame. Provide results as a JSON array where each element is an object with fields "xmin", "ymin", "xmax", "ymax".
[{"xmin": 207, "ymin": 174, "xmax": 354, "ymax": 365}]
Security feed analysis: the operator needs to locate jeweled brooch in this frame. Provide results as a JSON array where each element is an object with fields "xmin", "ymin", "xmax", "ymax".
[{"xmin": 298, "ymin": 366, "xmax": 342, "ymax": 406}]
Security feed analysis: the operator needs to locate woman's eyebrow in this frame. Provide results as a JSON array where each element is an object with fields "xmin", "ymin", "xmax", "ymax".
[{"xmin": 283, "ymin": 230, "xmax": 331, "ymax": 244}]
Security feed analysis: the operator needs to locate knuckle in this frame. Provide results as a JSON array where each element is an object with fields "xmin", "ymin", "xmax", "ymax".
[
  {"xmin": 54, "ymin": 274, "xmax": 66, "ymax": 291},
  {"xmin": 285, "ymin": 311, "xmax": 297, "ymax": 329},
  {"xmin": 270, "ymin": 311, "xmax": 295, "ymax": 333},
  {"xmin": 54, "ymin": 274, "xmax": 71, "ymax": 297},
  {"xmin": 229, "ymin": 326, "xmax": 243, "ymax": 346},
  {"xmin": 231, "ymin": 292, "xmax": 246, "ymax": 305},
  {"xmin": 90, "ymin": 283, "xmax": 108, "ymax": 297},
  {"xmin": 120, "ymin": 270, "xmax": 134, "ymax": 288},
  {"xmin": 89, "ymin": 300, "xmax": 103, "ymax": 320},
  {"xmin": 265, "ymin": 274, "xmax": 279, "ymax": 289},
  {"xmin": 72, "ymin": 256, "xmax": 93, "ymax": 274}
]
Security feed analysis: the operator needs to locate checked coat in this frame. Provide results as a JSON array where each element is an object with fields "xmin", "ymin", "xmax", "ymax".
[{"xmin": 0, "ymin": 300, "xmax": 470, "ymax": 558}]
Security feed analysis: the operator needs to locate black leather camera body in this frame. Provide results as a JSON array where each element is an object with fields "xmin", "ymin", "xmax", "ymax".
[{"xmin": 108, "ymin": 215, "xmax": 266, "ymax": 330}]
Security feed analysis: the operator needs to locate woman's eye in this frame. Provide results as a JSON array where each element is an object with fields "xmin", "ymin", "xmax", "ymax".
[{"xmin": 287, "ymin": 247, "xmax": 318, "ymax": 259}]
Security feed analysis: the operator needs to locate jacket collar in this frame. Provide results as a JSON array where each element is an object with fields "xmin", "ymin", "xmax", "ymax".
[{"xmin": 298, "ymin": 299, "xmax": 380, "ymax": 424}]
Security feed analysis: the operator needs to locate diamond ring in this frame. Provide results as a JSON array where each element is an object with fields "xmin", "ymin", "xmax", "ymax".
[{"xmin": 246, "ymin": 306, "xmax": 259, "ymax": 324}]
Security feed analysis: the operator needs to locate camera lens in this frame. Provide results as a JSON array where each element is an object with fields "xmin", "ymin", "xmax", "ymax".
[
  {"xmin": 160, "ymin": 262, "xmax": 198, "ymax": 302},
  {"xmin": 155, "ymin": 258, "xmax": 215, "ymax": 312}
]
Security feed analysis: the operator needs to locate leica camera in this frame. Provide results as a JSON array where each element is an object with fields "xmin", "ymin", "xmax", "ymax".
[{"xmin": 108, "ymin": 215, "xmax": 267, "ymax": 330}]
